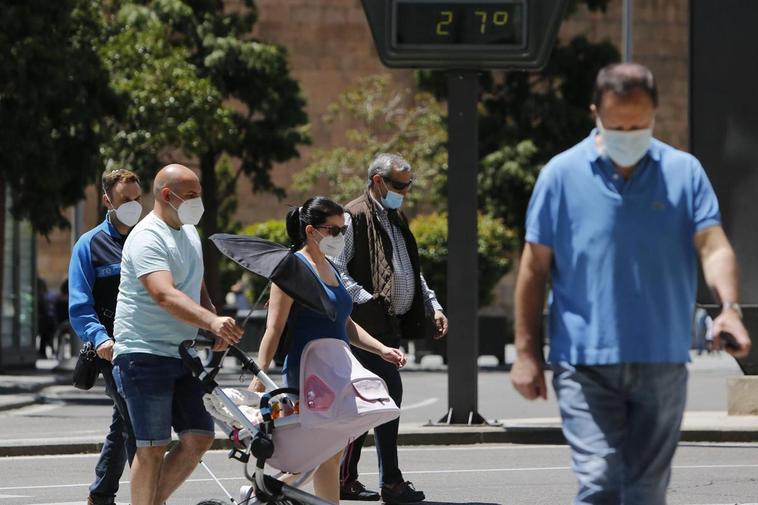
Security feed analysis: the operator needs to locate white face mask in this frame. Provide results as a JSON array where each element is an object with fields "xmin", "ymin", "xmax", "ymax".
[
  {"xmin": 106, "ymin": 196, "xmax": 142, "ymax": 228},
  {"xmin": 170, "ymin": 191, "xmax": 204, "ymax": 226},
  {"xmin": 316, "ymin": 230, "xmax": 346, "ymax": 257},
  {"xmin": 597, "ymin": 118, "xmax": 653, "ymax": 168}
]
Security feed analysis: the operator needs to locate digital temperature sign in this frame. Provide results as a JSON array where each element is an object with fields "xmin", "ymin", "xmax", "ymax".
[
  {"xmin": 394, "ymin": 1, "xmax": 526, "ymax": 48},
  {"xmin": 361, "ymin": 0, "xmax": 568, "ymax": 69}
]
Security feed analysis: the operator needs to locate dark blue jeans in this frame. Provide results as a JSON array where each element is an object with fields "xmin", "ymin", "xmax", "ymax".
[
  {"xmin": 88, "ymin": 360, "xmax": 136, "ymax": 504},
  {"xmin": 552, "ymin": 362, "xmax": 688, "ymax": 505},
  {"xmin": 340, "ymin": 345, "xmax": 404, "ymax": 487}
]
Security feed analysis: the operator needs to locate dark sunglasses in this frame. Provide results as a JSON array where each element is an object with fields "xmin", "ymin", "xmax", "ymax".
[
  {"xmin": 383, "ymin": 176, "xmax": 414, "ymax": 191},
  {"xmin": 317, "ymin": 225, "xmax": 348, "ymax": 237}
]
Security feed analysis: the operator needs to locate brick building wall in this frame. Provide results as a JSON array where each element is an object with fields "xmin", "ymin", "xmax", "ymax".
[{"xmin": 37, "ymin": 0, "xmax": 690, "ymax": 301}]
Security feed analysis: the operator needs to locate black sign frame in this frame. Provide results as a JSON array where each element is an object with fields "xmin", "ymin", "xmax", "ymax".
[{"xmin": 361, "ymin": 0, "xmax": 568, "ymax": 70}]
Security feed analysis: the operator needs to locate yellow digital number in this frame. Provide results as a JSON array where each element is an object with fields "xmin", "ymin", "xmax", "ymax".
[
  {"xmin": 436, "ymin": 10, "xmax": 453, "ymax": 36},
  {"xmin": 493, "ymin": 11, "xmax": 509, "ymax": 26},
  {"xmin": 475, "ymin": 10, "xmax": 487, "ymax": 34}
]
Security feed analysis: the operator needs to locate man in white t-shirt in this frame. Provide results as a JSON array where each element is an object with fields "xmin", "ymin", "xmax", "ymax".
[{"xmin": 113, "ymin": 164, "xmax": 243, "ymax": 505}]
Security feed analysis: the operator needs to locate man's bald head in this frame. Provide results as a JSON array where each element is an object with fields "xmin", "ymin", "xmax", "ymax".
[
  {"xmin": 153, "ymin": 164, "xmax": 199, "ymax": 198},
  {"xmin": 152, "ymin": 163, "xmax": 203, "ymax": 228}
]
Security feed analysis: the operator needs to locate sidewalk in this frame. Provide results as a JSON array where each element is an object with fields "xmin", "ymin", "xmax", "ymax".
[
  {"xmin": 0, "ymin": 364, "xmax": 71, "ymax": 412},
  {"xmin": 1, "ymin": 354, "xmax": 757, "ymax": 457}
]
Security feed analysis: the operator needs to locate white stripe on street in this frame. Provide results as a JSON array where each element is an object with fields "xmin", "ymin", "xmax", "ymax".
[
  {"xmin": 6, "ymin": 462, "xmax": 758, "ymax": 492},
  {"xmin": 400, "ymin": 397, "xmax": 438, "ymax": 410},
  {"xmin": 0, "ymin": 404, "xmax": 60, "ymax": 417},
  {"xmin": 0, "ymin": 430, "xmax": 104, "ymax": 442},
  {"xmin": 398, "ymin": 444, "xmax": 568, "ymax": 451}
]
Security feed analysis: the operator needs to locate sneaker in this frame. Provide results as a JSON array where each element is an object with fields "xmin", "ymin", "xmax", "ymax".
[
  {"xmin": 380, "ymin": 481, "xmax": 425, "ymax": 504},
  {"xmin": 341, "ymin": 479, "xmax": 381, "ymax": 501}
]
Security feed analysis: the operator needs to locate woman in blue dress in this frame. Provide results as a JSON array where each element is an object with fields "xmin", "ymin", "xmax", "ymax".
[{"xmin": 249, "ymin": 196, "xmax": 406, "ymax": 504}]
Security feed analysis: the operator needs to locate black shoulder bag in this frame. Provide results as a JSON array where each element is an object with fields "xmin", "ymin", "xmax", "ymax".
[{"xmin": 72, "ymin": 342, "xmax": 100, "ymax": 390}]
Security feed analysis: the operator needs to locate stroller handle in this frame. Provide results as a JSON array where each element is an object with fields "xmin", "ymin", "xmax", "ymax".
[{"xmin": 179, "ymin": 337, "xmax": 280, "ymax": 392}]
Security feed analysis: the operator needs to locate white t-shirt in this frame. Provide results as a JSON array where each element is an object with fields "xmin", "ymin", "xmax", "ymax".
[{"xmin": 114, "ymin": 212, "xmax": 204, "ymax": 359}]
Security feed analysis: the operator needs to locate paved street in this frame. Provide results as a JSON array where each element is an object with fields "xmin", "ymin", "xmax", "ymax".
[
  {"xmin": 2, "ymin": 443, "xmax": 758, "ymax": 504},
  {"xmin": 0, "ymin": 350, "xmax": 745, "ymax": 447},
  {"xmin": 0, "ymin": 350, "xmax": 755, "ymax": 504}
]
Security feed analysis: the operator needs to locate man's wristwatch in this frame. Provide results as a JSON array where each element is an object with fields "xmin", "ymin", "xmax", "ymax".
[{"xmin": 722, "ymin": 302, "xmax": 743, "ymax": 319}]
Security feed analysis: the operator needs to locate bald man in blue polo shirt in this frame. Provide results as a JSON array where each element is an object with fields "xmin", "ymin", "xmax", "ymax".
[{"xmin": 512, "ymin": 63, "xmax": 751, "ymax": 505}]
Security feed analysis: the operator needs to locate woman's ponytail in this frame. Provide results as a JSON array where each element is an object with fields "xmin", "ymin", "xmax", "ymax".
[{"xmin": 285, "ymin": 206, "xmax": 305, "ymax": 250}]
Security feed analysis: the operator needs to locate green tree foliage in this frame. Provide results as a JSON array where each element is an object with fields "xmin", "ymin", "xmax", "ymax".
[
  {"xmin": 478, "ymin": 141, "xmax": 540, "ymax": 233},
  {"xmin": 411, "ymin": 212, "xmax": 517, "ymax": 308},
  {"xmin": 0, "ymin": 0, "xmax": 117, "ymax": 233},
  {"xmin": 294, "ymin": 75, "xmax": 447, "ymax": 210},
  {"xmin": 99, "ymin": 4, "xmax": 232, "ymax": 174},
  {"xmin": 100, "ymin": 0, "xmax": 309, "ymax": 305}
]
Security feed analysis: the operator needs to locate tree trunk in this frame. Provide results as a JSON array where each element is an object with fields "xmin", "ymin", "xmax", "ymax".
[{"xmin": 199, "ymin": 152, "xmax": 224, "ymax": 311}]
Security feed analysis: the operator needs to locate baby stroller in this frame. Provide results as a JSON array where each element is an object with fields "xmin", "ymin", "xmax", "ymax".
[{"xmin": 179, "ymin": 335, "xmax": 400, "ymax": 505}]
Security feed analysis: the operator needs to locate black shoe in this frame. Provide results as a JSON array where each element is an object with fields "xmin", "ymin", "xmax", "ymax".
[
  {"xmin": 341, "ymin": 480, "xmax": 381, "ymax": 501},
  {"xmin": 87, "ymin": 496, "xmax": 116, "ymax": 505},
  {"xmin": 381, "ymin": 481, "xmax": 425, "ymax": 504}
]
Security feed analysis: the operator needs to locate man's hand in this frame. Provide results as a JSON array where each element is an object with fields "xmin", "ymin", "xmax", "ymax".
[
  {"xmin": 96, "ymin": 339, "xmax": 115, "ymax": 362},
  {"xmin": 210, "ymin": 316, "xmax": 243, "ymax": 346},
  {"xmin": 712, "ymin": 309, "xmax": 752, "ymax": 358},
  {"xmin": 433, "ymin": 310, "xmax": 448, "ymax": 339},
  {"xmin": 511, "ymin": 352, "xmax": 548, "ymax": 400},
  {"xmin": 211, "ymin": 338, "xmax": 230, "ymax": 352},
  {"xmin": 380, "ymin": 346, "xmax": 407, "ymax": 368}
]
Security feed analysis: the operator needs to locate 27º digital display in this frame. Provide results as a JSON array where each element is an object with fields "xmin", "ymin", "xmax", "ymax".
[{"xmin": 394, "ymin": 1, "xmax": 526, "ymax": 48}]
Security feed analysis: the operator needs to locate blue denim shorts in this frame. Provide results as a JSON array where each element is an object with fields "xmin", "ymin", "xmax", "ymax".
[{"xmin": 113, "ymin": 353, "xmax": 214, "ymax": 448}]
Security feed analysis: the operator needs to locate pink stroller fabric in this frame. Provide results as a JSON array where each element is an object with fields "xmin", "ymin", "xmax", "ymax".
[{"xmin": 266, "ymin": 338, "xmax": 400, "ymax": 473}]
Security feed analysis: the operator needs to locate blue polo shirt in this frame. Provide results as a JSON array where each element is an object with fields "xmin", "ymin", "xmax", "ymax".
[{"xmin": 526, "ymin": 130, "xmax": 721, "ymax": 364}]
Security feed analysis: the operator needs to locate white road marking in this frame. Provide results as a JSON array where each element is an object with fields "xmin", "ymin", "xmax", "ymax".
[
  {"xmin": 0, "ymin": 495, "xmax": 31, "ymax": 499},
  {"xmin": 398, "ymin": 444, "xmax": 567, "ymax": 451},
  {"xmin": 0, "ymin": 404, "xmax": 59, "ymax": 417},
  {"xmin": 400, "ymin": 398, "xmax": 439, "ymax": 411},
  {"xmin": 0, "ymin": 429, "xmax": 103, "ymax": 442},
  {"xmin": 16, "ymin": 498, "xmax": 758, "ymax": 505},
  {"xmin": 6, "ymin": 462, "xmax": 758, "ymax": 492}
]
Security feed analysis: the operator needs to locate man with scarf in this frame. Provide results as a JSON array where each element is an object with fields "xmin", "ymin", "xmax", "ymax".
[{"xmin": 333, "ymin": 153, "xmax": 448, "ymax": 504}]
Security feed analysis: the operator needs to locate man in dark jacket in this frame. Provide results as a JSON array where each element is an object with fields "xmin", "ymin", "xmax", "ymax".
[
  {"xmin": 69, "ymin": 169, "xmax": 143, "ymax": 505},
  {"xmin": 333, "ymin": 153, "xmax": 448, "ymax": 504}
]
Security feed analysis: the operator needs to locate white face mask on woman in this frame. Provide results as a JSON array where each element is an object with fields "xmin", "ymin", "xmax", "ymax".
[
  {"xmin": 316, "ymin": 229, "xmax": 346, "ymax": 257},
  {"xmin": 169, "ymin": 191, "xmax": 204, "ymax": 226}
]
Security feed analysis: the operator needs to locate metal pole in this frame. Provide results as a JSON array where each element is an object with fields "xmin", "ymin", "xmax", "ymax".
[
  {"xmin": 444, "ymin": 71, "xmax": 484, "ymax": 424},
  {"xmin": 622, "ymin": 0, "xmax": 633, "ymax": 62}
]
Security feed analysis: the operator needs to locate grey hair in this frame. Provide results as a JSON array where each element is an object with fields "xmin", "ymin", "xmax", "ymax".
[{"xmin": 367, "ymin": 153, "xmax": 411, "ymax": 185}]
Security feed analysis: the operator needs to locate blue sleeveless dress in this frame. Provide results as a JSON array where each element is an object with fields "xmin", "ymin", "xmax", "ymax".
[{"xmin": 282, "ymin": 252, "xmax": 353, "ymax": 388}]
